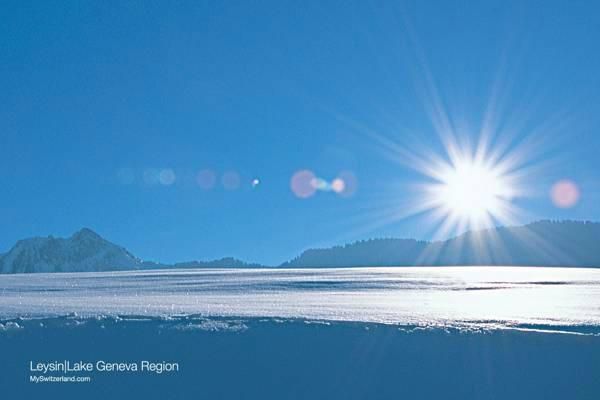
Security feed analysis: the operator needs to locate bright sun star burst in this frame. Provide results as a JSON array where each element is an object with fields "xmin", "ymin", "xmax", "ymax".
[
  {"xmin": 436, "ymin": 159, "xmax": 512, "ymax": 221},
  {"xmin": 418, "ymin": 143, "xmax": 524, "ymax": 237},
  {"xmin": 363, "ymin": 128, "xmax": 533, "ymax": 242}
]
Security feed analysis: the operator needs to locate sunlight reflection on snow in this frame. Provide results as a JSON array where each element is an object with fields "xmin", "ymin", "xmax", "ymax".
[{"xmin": 0, "ymin": 267, "xmax": 599, "ymax": 332}]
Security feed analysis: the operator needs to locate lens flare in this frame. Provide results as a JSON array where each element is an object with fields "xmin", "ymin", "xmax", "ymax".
[
  {"xmin": 311, "ymin": 177, "xmax": 329, "ymax": 191},
  {"xmin": 551, "ymin": 180, "xmax": 579, "ymax": 208},
  {"xmin": 221, "ymin": 171, "xmax": 241, "ymax": 191},
  {"xmin": 291, "ymin": 170, "xmax": 317, "ymax": 198},
  {"xmin": 331, "ymin": 178, "xmax": 346, "ymax": 193},
  {"xmin": 159, "ymin": 169, "xmax": 176, "ymax": 186},
  {"xmin": 197, "ymin": 169, "xmax": 217, "ymax": 190},
  {"xmin": 291, "ymin": 170, "xmax": 358, "ymax": 198}
]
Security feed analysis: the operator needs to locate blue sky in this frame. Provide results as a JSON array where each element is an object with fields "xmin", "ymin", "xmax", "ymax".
[{"xmin": 1, "ymin": 1, "xmax": 599, "ymax": 265}]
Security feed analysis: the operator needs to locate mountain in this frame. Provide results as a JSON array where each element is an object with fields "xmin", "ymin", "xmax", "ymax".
[
  {"xmin": 0, "ymin": 229, "xmax": 261, "ymax": 273},
  {"xmin": 0, "ymin": 228, "xmax": 143, "ymax": 273},
  {"xmin": 1, "ymin": 220, "xmax": 599, "ymax": 273},
  {"xmin": 282, "ymin": 220, "xmax": 600, "ymax": 268}
]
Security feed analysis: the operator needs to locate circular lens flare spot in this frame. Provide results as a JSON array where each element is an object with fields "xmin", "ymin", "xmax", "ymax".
[
  {"xmin": 331, "ymin": 178, "xmax": 346, "ymax": 193},
  {"xmin": 197, "ymin": 169, "xmax": 217, "ymax": 190},
  {"xmin": 291, "ymin": 170, "xmax": 317, "ymax": 198},
  {"xmin": 551, "ymin": 180, "xmax": 580, "ymax": 208},
  {"xmin": 221, "ymin": 171, "xmax": 241, "ymax": 190},
  {"xmin": 159, "ymin": 169, "xmax": 176, "ymax": 185},
  {"xmin": 196, "ymin": 169, "xmax": 217, "ymax": 190}
]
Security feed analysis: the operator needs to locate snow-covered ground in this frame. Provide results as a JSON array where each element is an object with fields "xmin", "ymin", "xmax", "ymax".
[
  {"xmin": 1, "ymin": 266, "xmax": 599, "ymax": 333},
  {"xmin": 2, "ymin": 267, "xmax": 600, "ymax": 399}
]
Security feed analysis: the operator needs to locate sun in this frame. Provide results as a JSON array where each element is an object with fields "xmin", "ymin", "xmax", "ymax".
[
  {"xmin": 436, "ymin": 159, "xmax": 512, "ymax": 221},
  {"xmin": 359, "ymin": 130, "xmax": 529, "ymax": 240},
  {"xmin": 420, "ymin": 148, "xmax": 521, "ymax": 235}
]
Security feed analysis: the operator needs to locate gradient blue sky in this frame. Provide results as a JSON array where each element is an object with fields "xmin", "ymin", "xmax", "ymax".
[{"xmin": 1, "ymin": 1, "xmax": 599, "ymax": 265}]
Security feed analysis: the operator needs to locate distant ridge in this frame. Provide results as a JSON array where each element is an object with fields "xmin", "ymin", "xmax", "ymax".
[
  {"xmin": 282, "ymin": 220, "xmax": 600, "ymax": 268},
  {"xmin": 0, "ymin": 220, "xmax": 599, "ymax": 273},
  {"xmin": 0, "ymin": 229, "xmax": 259, "ymax": 274}
]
